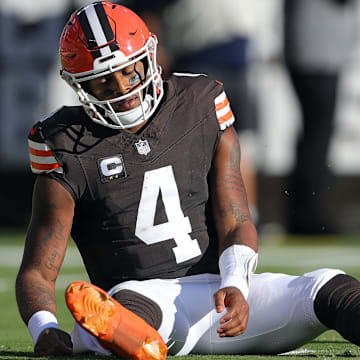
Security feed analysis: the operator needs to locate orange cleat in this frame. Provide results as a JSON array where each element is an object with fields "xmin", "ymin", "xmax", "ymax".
[{"xmin": 65, "ymin": 281, "xmax": 167, "ymax": 360}]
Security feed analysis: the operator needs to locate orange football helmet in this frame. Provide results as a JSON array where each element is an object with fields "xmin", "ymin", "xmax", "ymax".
[{"xmin": 60, "ymin": 1, "xmax": 163, "ymax": 129}]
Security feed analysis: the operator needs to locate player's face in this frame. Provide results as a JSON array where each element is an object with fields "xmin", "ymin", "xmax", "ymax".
[{"xmin": 86, "ymin": 60, "xmax": 145, "ymax": 112}]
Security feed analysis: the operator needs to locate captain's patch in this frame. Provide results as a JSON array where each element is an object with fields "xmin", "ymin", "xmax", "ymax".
[{"xmin": 97, "ymin": 155, "xmax": 127, "ymax": 183}]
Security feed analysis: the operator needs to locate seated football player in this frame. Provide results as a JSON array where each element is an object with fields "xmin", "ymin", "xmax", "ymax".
[{"xmin": 16, "ymin": 2, "xmax": 360, "ymax": 359}]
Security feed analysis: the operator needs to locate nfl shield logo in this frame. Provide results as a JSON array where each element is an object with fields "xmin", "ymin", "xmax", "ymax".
[{"xmin": 135, "ymin": 139, "xmax": 151, "ymax": 155}]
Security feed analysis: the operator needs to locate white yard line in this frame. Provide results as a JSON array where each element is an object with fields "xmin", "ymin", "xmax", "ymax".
[
  {"xmin": 280, "ymin": 348, "xmax": 316, "ymax": 355},
  {"xmin": 257, "ymin": 246, "xmax": 360, "ymax": 269},
  {"xmin": 1, "ymin": 245, "xmax": 359, "ymax": 269},
  {"xmin": 0, "ymin": 246, "xmax": 84, "ymax": 268},
  {"xmin": 1, "ymin": 245, "xmax": 359, "ymax": 293},
  {"xmin": 0, "ymin": 272, "xmax": 88, "ymax": 293},
  {"xmin": 0, "ymin": 246, "xmax": 87, "ymax": 293}
]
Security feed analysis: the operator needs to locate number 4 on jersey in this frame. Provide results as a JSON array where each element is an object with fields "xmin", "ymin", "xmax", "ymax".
[{"xmin": 135, "ymin": 165, "xmax": 202, "ymax": 263}]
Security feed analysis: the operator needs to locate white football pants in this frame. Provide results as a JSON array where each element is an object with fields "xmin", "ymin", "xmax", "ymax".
[{"xmin": 71, "ymin": 268, "xmax": 344, "ymax": 355}]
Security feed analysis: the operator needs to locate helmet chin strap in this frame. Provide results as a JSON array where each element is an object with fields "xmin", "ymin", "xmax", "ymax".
[{"xmin": 104, "ymin": 94, "xmax": 152, "ymax": 129}]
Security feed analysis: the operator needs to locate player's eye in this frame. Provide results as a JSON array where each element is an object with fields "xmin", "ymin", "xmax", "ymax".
[
  {"xmin": 122, "ymin": 64, "xmax": 135, "ymax": 76},
  {"xmin": 129, "ymin": 73, "xmax": 141, "ymax": 86},
  {"xmin": 98, "ymin": 89, "xmax": 115, "ymax": 98},
  {"xmin": 122, "ymin": 69, "xmax": 134, "ymax": 76}
]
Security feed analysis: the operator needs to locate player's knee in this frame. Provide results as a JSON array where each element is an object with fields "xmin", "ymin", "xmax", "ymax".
[
  {"xmin": 112, "ymin": 289, "xmax": 162, "ymax": 330},
  {"xmin": 303, "ymin": 268, "xmax": 345, "ymax": 286},
  {"xmin": 107, "ymin": 279, "xmax": 178, "ymax": 346},
  {"xmin": 314, "ymin": 273, "xmax": 360, "ymax": 345}
]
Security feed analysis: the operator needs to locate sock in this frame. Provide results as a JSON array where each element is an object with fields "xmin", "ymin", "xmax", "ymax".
[{"xmin": 314, "ymin": 274, "xmax": 360, "ymax": 345}]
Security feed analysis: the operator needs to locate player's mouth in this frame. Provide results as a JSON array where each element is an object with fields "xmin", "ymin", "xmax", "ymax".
[{"xmin": 114, "ymin": 95, "xmax": 140, "ymax": 111}]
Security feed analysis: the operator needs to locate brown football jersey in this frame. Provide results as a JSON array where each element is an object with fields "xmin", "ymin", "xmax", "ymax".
[{"xmin": 27, "ymin": 74, "xmax": 235, "ymax": 290}]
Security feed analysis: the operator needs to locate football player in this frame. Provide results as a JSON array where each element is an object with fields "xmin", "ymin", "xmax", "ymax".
[{"xmin": 16, "ymin": 2, "xmax": 360, "ymax": 359}]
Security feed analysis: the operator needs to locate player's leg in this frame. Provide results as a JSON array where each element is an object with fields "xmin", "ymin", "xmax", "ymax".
[
  {"xmin": 107, "ymin": 277, "xmax": 194, "ymax": 355},
  {"xmin": 314, "ymin": 273, "xmax": 360, "ymax": 345},
  {"xmin": 109, "ymin": 270, "xmax": 347, "ymax": 355},
  {"xmin": 68, "ymin": 269, "xmax": 358, "ymax": 357},
  {"xmin": 66, "ymin": 281, "xmax": 167, "ymax": 360},
  {"xmin": 100, "ymin": 274, "xmax": 221, "ymax": 356},
  {"xmin": 68, "ymin": 277, "xmax": 193, "ymax": 356},
  {"xmin": 102, "ymin": 270, "xmax": 353, "ymax": 355},
  {"xmin": 182, "ymin": 269, "xmax": 341, "ymax": 354}
]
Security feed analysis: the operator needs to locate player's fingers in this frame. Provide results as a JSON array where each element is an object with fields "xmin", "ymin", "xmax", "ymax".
[
  {"xmin": 219, "ymin": 310, "xmax": 233, "ymax": 324},
  {"xmin": 219, "ymin": 321, "xmax": 247, "ymax": 337},
  {"xmin": 218, "ymin": 314, "xmax": 247, "ymax": 335},
  {"xmin": 213, "ymin": 290, "xmax": 226, "ymax": 313},
  {"xmin": 217, "ymin": 308, "xmax": 249, "ymax": 336}
]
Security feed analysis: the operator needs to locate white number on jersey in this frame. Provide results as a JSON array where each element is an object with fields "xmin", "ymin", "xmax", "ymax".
[{"xmin": 135, "ymin": 165, "xmax": 202, "ymax": 263}]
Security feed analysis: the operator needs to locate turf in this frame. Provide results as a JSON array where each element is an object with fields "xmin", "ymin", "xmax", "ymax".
[{"xmin": 1, "ymin": 231, "xmax": 360, "ymax": 360}]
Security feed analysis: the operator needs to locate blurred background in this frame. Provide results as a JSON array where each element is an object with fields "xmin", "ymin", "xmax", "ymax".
[{"xmin": 1, "ymin": 0, "xmax": 360, "ymax": 238}]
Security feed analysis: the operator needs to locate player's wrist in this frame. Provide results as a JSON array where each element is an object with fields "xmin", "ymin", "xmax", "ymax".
[
  {"xmin": 218, "ymin": 244, "xmax": 258, "ymax": 299},
  {"xmin": 28, "ymin": 310, "xmax": 59, "ymax": 345},
  {"xmin": 219, "ymin": 273, "xmax": 250, "ymax": 298}
]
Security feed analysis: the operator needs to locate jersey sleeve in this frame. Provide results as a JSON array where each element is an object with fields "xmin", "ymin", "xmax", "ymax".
[
  {"xmin": 214, "ymin": 89, "xmax": 235, "ymax": 130},
  {"xmin": 27, "ymin": 119, "xmax": 85, "ymax": 202},
  {"xmin": 28, "ymin": 122, "xmax": 63, "ymax": 175}
]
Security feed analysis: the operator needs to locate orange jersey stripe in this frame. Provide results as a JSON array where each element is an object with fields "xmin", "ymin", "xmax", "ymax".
[
  {"xmin": 215, "ymin": 97, "xmax": 229, "ymax": 112},
  {"xmin": 217, "ymin": 109, "xmax": 234, "ymax": 124},
  {"xmin": 29, "ymin": 147, "xmax": 54, "ymax": 157},
  {"xmin": 30, "ymin": 161, "xmax": 60, "ymax": 171}
]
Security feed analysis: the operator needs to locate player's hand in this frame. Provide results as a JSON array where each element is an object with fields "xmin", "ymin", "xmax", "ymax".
[
  {"xmin": 34, "ymin": 327, "xmax": 73, "ymax": 356},
  {"xmin": 213, "ymin": 286, "xmax": 249, "ymax": 337}
]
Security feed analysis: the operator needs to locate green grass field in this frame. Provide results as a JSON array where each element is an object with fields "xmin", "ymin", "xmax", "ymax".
[{"xmin": 1, "ymin": 231, "xmax": 360, "ymax": 360}]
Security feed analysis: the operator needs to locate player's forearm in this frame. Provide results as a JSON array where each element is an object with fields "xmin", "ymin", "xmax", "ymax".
[
  {"xmin": 16, "ymin": 270, "xmax": 57, "ymax": 324},
  {"xmin": 210, "ymin": 127, "xmax": 258, "ymax": 254},
  {"xmin": 218, "ymin": 221, "xmax": 258, "ymax": 255}
]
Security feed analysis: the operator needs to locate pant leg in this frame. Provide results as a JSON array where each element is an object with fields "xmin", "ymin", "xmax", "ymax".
[
  {"xmin": 71, "ymin": 269, "xmax": 344, "ymax": 356},
  {"xmin": 194, "ymin": 268, "xmax": 344, "ymax": 355},
  {"xmin": 110, "ymin": 270, "xmax": 344, "ymax": 355},
  {"xmin": 71, "ymin": 322, "xmax": 112, "ymax": 355}
]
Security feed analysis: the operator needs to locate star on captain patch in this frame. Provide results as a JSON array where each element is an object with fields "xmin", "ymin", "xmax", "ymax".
[{"xmin": 134, "ymin": 139, "xmax": 151, "ymax": 155}]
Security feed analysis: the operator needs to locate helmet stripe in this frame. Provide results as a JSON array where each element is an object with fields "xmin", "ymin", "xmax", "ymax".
[
  {"xmin": 77, "ymin": 8, "xmax": 102, "ymax": 58},
  {"xmin": 94, "ymin": 3, "xmax": 116, "ymax": 44},
  {"xmin": 77, "ymin": 3, "xmax": 120, "ymax": 59},
  {"xmin": 77, "ymin": 9, "xmax": 96, "ymax": 49},
  {"xmin": 84, "ymin": 5, "xmax": 111, "ymax": 56},
  {"xmin": 94, "ymin": 3, "xmax": 119, "ymax": 53}
]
